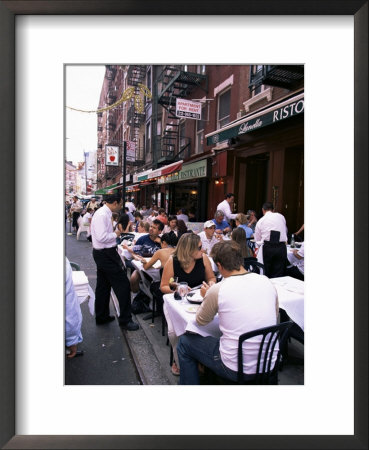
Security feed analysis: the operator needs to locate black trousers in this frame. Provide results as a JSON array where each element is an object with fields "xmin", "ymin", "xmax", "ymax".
[
  {"xmin": 92, "ymin": 247, "xmax": 132, "ymax": 324},
  {"xmin": 72, "ymin": 211, "xmax": 80, "ymax": 230},
  {"xmin": 262, "ymin": 241, "xmax": 288, "ymax": 278}
]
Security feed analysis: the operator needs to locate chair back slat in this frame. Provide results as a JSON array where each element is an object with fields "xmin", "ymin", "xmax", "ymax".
[{"xmin": 237, "ymin": 321, "xmax": 293, "ymax": 384}]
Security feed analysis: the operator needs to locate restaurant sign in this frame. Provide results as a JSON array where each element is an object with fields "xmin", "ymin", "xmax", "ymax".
[
  {"xmin": 157, "ymin": 159, "xmax": 207, "ymax": 184},
  {"xmin": 206, "ymin": 94, "xmax": 304, "ymax": 146}
]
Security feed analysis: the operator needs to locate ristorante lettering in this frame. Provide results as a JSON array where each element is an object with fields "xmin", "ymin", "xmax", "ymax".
[{"xmin": 273, "ymin": 100, "xmax": 304, "ymax": 122}]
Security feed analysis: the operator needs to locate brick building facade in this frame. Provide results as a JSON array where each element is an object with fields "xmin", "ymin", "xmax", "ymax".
[{"xmin": 96, "ymin": 64, "xmax": 304, "ymax": 232}]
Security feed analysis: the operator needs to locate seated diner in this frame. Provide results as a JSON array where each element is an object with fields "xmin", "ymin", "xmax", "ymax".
[{"xmin": 160, "ymin": 233, "xmax": 216, "ymax": 376}]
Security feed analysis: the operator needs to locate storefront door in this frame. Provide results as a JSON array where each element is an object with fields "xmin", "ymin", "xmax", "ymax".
[{"xmin": 236, "ymin": 153, "xmax": 269, "ymax": 217}]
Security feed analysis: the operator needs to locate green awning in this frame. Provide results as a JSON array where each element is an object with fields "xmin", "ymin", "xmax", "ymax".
[
  {"xmin": 206, "ymin": 93, "xmax": 304, "ymax": 146},
  {"xmin": 94, "ymin": 183, "xmax": 120, "ymax": 195}
]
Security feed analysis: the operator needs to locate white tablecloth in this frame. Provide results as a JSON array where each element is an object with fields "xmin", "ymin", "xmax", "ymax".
[
  {"xmin": 163, "ymin": 292, "xmax": 221, "ymax": 338},
  {"xmin": 131, "ymin": 259, "xmax": 161, "ymax": 282},
  {"xmin": 286, "ymin": 244, "xmax": 303, "ymax": 265},
  {"xmin": 72, "ymin": 271, "xmax": 95, "ymax": 315},
  {"xmin": 163, "ymin": 275, "xmax": 304, "ymax": 338},
  {"xmin": 270, "ymin": 276, "xmax": 304, "ymax": 331}
]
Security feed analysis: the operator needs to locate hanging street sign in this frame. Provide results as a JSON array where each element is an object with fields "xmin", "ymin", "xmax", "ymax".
[
  {"xmin": 126, "ymin": 141, "xmax": 136, "ymax": 162},
  {"xmin": 105, "ymin": 145, "xmax": 119, "ymax": 166},
  {"xmin": 175, "ymin": 98, "xmax": 202, "ymax": 120}
]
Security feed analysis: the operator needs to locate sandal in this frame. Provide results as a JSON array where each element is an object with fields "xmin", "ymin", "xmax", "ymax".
[{"xmin": 171, "ymin": 362, "xmax": 180, "ymax": 376}]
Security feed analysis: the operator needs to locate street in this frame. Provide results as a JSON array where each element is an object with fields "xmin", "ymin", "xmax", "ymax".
[{"xmin": 65, "ymin": 224, "xmax": 141, "ymax": 385}]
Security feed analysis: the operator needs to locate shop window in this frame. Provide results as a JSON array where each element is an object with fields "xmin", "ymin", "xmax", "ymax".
[{"xmin": 217, "ymin": 88, "xmax": 231, "ymax": 129}]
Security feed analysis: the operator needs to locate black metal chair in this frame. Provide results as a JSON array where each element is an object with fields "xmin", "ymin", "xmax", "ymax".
[
  {"xmin": 246, "ymin": 238, "xmax": 256, "ymax": 254},
  {"xmin": 243, "ymin": 258, "xmax": 265, "ymax": 275},
  {"xmin": 236, "ymin": 321, "xmax": 293, "ymax": 384},
  {"xmin": 279, "ymin": 309, "xmax": 304, "ymax": 364},
  {"xmin": 69, "ymin": 261, "xmax": 80, "ymax": 271}
]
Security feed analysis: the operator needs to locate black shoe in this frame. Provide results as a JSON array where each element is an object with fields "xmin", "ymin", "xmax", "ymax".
[
  {"xmin": 96, "ymin": 315, "xmax": 115, "ymax": 325},
  {"xmin": 119, "ymin": 320, "xmax": 139, "ymax": 331}
]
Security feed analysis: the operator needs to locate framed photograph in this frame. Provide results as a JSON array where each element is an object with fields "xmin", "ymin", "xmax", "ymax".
[{"xmin": 1, "ymin": 1, "xmax": 367, "ymax": 449}]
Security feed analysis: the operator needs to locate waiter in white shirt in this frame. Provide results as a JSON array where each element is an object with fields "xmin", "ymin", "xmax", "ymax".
[
  {"xmin": 91, "ymin": 193, "xmax": 139, "ymax": 331},
  {"xmin": 216, "ymin": 193, "xmax": 238, "ymax": 223},
  {"xmin": 254, "ymin": 201, "xmax": 288, "ymax": 278}
]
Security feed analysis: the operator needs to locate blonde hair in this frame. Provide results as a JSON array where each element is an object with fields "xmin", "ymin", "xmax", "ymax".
[
  {"xmin": 173, "ymin": 233, "xmax": 200, "ymax": 269},
  {"xmin": 139, "ymin": 220, "xmax": 150, "ymax": 232},
  {"xmin": 235, "ymin": 213, "xmax": 250, "ymax": 225}
]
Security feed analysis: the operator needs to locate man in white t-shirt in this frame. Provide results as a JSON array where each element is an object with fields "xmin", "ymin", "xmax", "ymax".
[
  {"xmin": 177, "ymin": 240, "xmax": 278, "ymax": 384},
  {"xmin": 198, "ymin": 220, "xmax": 218, "ymax": 255}
]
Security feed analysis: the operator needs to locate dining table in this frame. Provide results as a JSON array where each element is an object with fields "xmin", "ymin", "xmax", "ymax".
[
  {"xmin": 163, "ymin": 275, "xmax": 304, "ymax": 340},
  {"xmin": 286, "ymin": 243, "xmax": 303, "ymax": 265},
  {"xmin": 131, "ymin": 258, "xmax": 161, "ymax": 282}
]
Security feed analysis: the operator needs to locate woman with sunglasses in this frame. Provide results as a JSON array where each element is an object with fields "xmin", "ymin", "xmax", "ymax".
[{"xmin": 160, "ymin": 233, "xmax": 216, "ymax": 376}]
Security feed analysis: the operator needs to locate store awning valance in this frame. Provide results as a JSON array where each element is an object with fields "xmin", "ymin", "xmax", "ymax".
[
  {"xmin": 133, "ymin": 160, "xmax": 183, "ymax": 183},
  {"xmin": 206, "ymin": 93, "xmax": 304, "ymax": 146},
  {"xmin": 94, "ymin": 183, "xmax": 120, "ymax": 195},
  {"xmin": 126, "ymin": 184, "xmax": 140, "ymax": 192}
]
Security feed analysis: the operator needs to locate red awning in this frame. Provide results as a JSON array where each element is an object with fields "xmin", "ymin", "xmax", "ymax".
[{"xmin": 161, "ymin": 161, "xmax": 183, "ymax": 176}]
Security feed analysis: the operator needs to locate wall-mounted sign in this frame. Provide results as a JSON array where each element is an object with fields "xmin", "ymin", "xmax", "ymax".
[
  {"xmin": 105, "ymin": 145, "xmax": 119, "ymax": 166},
  {"xmin": 176, "ymin": 98, "xmax": 202, "ymax": 120},
  {"xmin": 157, "ymin": 159, "xmax": 207, "ymax": 184},
  {"xmin": 206, "ymin": 93, "xmax": 304, "ymax": 146},
  {"xmin": 126, "ymin": 141, "xmax": 136, "ymax": 162}
]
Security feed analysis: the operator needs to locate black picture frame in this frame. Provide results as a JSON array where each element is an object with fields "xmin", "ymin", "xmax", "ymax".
[{"xmin": 0, "ymin": 1, "xmax": 367, "ymax": 449}]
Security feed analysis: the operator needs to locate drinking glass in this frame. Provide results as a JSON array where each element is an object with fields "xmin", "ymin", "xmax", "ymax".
[{"xmin": 177, "ymin": 281, "xmax": 188, "ymax": 304}]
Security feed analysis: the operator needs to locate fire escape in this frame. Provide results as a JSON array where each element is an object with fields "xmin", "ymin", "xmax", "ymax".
[
  {"xmin": 153, "ymin": 66, "xmax": 207, "ymax": 165},
  {"xmin": 249, "ymin": 65, "xmax": 304, "ymax": 91},
  {"xmin": 127, "ymin": 65, "xmax": 147, "ymax": 165}
]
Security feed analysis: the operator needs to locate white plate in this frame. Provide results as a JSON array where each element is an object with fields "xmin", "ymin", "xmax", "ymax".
[{"xmin": 185, "ymin": 305, "xmax": 199, "ymax": 314}]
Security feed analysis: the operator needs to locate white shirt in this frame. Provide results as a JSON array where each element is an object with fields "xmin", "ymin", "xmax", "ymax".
[
  {"xmin": 216, "ymin": 199, "xmax": 237, "ymax": 221},
  {"xmin": 196, "ymin": 273, "xmax": 278, "ymax": 373},
  {"xmin": 70, "ymin": 200, "xmax": 83, "ymax": 213},
  {"xmin": 90, "ymin": 204, "xmax": 117, "ymax": 249},
  {"xmin": 125, "ymin": 201, "xmax": 136, "ymax": 213},
  {"xmin": 198, "ymin": 231, "xmax": 218, "ymax": 255},
  {"xmin": 176, "ymin": 214, "xmax": 189, "ymax": 222},
  {"xmin": 254, "ymin": 211, "xmax": 288, "ymax": 245}
]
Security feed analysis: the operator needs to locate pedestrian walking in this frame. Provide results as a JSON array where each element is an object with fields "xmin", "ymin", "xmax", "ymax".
[
  {"xmin": 90, "ymin": 193, "xmax": 139, "ymax": 331},
  {"xmin": 70, "ymin": 195, "xmax": 83, "ymax": 233}
]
